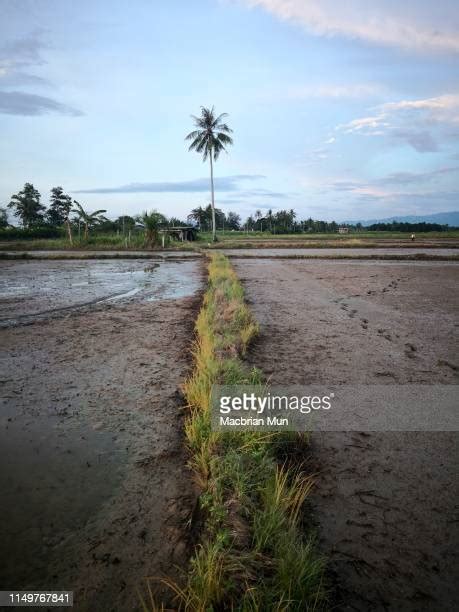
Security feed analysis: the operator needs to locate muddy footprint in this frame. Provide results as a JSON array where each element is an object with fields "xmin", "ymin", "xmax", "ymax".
[
  {"xmin": 377, "ymin": 328, "xmax": 392, "ymax": 341},
  {"xmin": 437, "ymin": 359, "xmax": 458, "ymax": 371}
]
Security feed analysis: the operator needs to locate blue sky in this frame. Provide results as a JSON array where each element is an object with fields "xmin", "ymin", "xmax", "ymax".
[{"xmin": 1, "ymin": 0, "xmax": 458, "ymax": 222}]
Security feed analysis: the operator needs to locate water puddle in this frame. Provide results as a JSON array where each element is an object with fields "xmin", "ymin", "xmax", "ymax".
[{"xmin": 105, "ymin": 286, "xmax": 142, "ymax": 301}]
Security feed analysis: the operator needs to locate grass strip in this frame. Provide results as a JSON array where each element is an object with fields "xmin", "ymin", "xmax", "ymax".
[
  {"xmin": 0, "ymin": 252, "xmax": 202, "ymax": 261},
  {"xmin": 0, "ymin": 236, "xmax": 199, "ymax": 251},
  {"xmin": 156, "ymin": 253, "xmax": 327, "ymax": 611}
]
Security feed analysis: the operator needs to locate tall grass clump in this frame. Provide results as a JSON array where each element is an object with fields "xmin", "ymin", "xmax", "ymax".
[{"xmin": 152, "ymin": 253, "xmax": 328, "ymax": 610}]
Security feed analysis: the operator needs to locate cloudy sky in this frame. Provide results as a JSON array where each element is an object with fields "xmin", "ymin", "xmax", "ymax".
[{"xmin": 1, "ymin": 0, "xmax": 458, "ymax": 222}]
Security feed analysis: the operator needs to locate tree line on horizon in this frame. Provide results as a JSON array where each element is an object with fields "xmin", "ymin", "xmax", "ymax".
[
  {"xmin": 0, "ymin": 183, "xmax": 186, "ymax": 246},
  {"xmin": 1, "ymin": 182, "xmax": 454, "ymax": 238}
]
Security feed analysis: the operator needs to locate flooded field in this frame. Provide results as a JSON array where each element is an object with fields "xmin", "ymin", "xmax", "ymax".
[
  {"xmin": 0, "ymin": 258, "xmax": 201, "ymax": 324},
  {"xmin": 234, "ymin": 258, "xmax": 459, "ymax": 611},
  {"xmin": 0, "ymin": 258, "xmax": 203, "ymax": 609}
]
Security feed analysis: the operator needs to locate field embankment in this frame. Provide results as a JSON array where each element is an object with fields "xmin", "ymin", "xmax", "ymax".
[
  {"xmin": 0, "ymin": 250, "xmax": 202, "ymax": 260},
  {"xmin": 0, "ymin": 233, "xmax": 199, "ymax": 252},
  {"xmin": 155, "ymin": 253, "xmax": 327, "ymax": 611}
]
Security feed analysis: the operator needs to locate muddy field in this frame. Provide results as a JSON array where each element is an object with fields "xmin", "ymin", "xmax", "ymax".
[
  {"xmin": 0, "ymin": 258, "xmax": 202, "ymax": 323},
  {"xmin": 217, "ymin": 237, "xmax": 459, "ymax": 250},
  {"xmin": 223, "ymin": 247, "xmax": 458, "ymax": 257},
  {"xmin": 234, "ymin": 258, "xmax": 459, "ymax": 611},
  {"xmin": 0, "ymin": 259, "xmax": 203, "ymax": 610}
]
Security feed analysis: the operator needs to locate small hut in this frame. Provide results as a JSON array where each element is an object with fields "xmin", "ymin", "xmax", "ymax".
[{"xmin": 159, "ymin": 226, "xmax": 197, "ymax": 246}]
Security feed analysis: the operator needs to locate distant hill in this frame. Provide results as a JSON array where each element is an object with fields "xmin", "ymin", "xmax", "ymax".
[{"xmin": 345, "ymin": 211, "xmax": 459, "ymax": 227}]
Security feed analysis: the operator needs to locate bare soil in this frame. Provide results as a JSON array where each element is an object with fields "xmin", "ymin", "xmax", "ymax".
[
  {"xmin": 0, "ymin": 260, "xmax": 204, "ymax": 611},
  {"xmin": 234, "ymin": 258, "xmax": 459, "ymax": 611},
  {"xmin": 215, "ymin": 237, "xmax": 459, "ymax": 250},
  {"xmin": 222, "ymin": 247, "xmax": 458, "ymax": 257}
]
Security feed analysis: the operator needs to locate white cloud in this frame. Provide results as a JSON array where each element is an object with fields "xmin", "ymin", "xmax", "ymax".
[
  {"xmin": 241, "ymin": 0, "xmax": 459, "ymax": 53},
  {"xmin": 336, "ymin": 93, "xmax": 459, "ymax": 152},
  {"xmin": 381, "ymin": 94, "xmax": 459, "ymax": 124},
  {"xmin": 340, "ymin": 115, "xmax": 390, "ymax": 134},
  {"xmin": 327, "ymin": 166, "xmax": 459, "ymax": 199}
]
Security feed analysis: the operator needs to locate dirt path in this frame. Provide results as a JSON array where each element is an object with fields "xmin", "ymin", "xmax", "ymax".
[
  {"xmin": 233, "ymin": 258, "xmax": 459, "ymax": 611},
  {"xmin": 0, "ymin": 264, "xmax": 203, "ymax": 610}
]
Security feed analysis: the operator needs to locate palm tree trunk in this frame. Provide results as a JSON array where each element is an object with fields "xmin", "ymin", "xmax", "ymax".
[
  {"xmin": 209, "ymin": 151, "xmax": 217, "ymax": 242},
  {"xmin": 66, "ymin": 218, "xmax": 73, "ymax": 246}
]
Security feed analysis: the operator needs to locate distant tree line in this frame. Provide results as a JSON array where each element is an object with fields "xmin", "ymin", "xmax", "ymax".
[
  {"xmin": 187, "ymin": 206, "xmax": 339, "ymax": 233},
  {"xmin": 186, "ymin": 207, "xmax": 455, "ymax": 233},
  {"xmin": 1, "ymin": 183, "xmax": 455, "ymax": 239},
  {"xmin": 365, "ymin": 221, "xmax": 449, "ymax": 232},
  {"xmin": 242, "ymin": 210, "xmax": 340, "ymax": 233},
  {"xmin": 1, "ymin": 183, "xmax": 189, "ymax": 243}
]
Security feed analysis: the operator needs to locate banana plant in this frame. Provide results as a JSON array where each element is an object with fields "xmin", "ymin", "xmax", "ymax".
[{"xmin": 72, "ymin": 200, "xmax": 107, "ymax": 240}]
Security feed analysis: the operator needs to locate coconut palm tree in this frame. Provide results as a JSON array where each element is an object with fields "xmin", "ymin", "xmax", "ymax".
[
  {"xmin": 185, "ymin": 106, "xmax": 233, "ymax": 242},
  {"xmin": 72, "ymin": 201, "xmax": 107, "ymax": 240},
  {"xmin": 254, "ymin": 209, "xmax": 264, "ymax": 232},
  {"xmin": 267, "ymin": 209, "xmax": 273, "ymax": 233}
]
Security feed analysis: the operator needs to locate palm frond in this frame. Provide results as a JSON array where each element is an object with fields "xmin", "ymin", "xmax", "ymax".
[
  {"xmin": 188, "ymin": 137, "xmax": 203, "ymax": 151},
  {"xmin": 216, "ymin": 132, "xmax": 233, "ymax": 144},
  {"xmin": 72, "ymin": 201, "xmax": 86, "ymax": 219},
  {"xmin": 213, "ymin": 112, "xmax": 229, "ymax": 126},
  {"xmin": 216, "ymin": 123, "xmax": 233, "ymax": 134},
  {"xmin": 188, "ymin": 135, "xmax": 209, "ymax": 154},
  {"xmin": 185, "ymin": 130, "xmax": 201, "ymax": 141},
  {"xmin": 196, "ymin": 139, "xmax": 208, "ymax": 153},
  {"xmin": 89, "ymin": 209, "xmax": 107, "ymax": 218}
]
